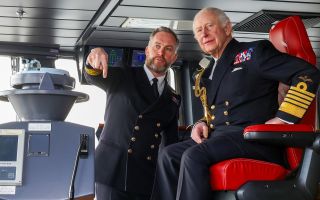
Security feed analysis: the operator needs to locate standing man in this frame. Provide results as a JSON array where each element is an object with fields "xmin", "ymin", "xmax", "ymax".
[
  {"xmin": 84, "ymin": 26, "xmax": 181, "ymax": 200},
  {"xmin": 151, "ymin": 7, "xmax": 320, "ymax": 200}
]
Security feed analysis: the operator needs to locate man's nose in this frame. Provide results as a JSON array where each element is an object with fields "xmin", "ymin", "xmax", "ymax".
[
  {"xmin": 200, "ymin": 28, "xmax": 208, "ymax": 38},
  {"xmin": 157, "ymin": 47, "xmax": 164, "ymax": 56}
]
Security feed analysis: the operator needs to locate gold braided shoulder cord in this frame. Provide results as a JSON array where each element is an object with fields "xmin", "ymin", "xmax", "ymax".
[{"xmin": 194, "ymin": 59, "xmax": 214, "ymax": 127}]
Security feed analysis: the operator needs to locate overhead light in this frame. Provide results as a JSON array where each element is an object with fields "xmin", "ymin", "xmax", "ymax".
[
  {"xmin": 122, "ymin": 18, "xmax": 172, "ymax": 29},
  {"xmin": 173, "ymin": 20, "xmax": 193, "ymax": 31},
  {"xmin": 121, "ymin": 18, "xmax": 193, "ymax": 31}
]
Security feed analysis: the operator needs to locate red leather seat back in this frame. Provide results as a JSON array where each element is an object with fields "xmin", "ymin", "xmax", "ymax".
[
  {"xmin": 269, "ymin": 16, "xmax": 317, "ymax": 170},
  {"xmin": 269, "ymin": 16, "xmax": 316, "ymax": 65}
]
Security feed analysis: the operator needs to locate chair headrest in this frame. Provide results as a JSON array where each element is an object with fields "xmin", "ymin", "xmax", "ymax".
[{"xmin": 269, "ymin": 16, "xmax": 316, "ymax": 65}]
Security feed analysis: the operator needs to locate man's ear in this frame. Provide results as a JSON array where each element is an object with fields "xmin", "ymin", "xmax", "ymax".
[
  {"xmin": 145, "ymin": 46, "xmax": 149, "ymax": 57},
  {"xmin": 225, "ymin": 22, "xmax": 232, "ymax": 36},
  {"xmin": 171, "ymin": 53, "xmax": 178, "ymax": 64}
]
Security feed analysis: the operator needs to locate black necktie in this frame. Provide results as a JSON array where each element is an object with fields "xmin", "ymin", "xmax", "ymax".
[{"xmin": 152, "ymin": 78, "xmax": 159, "ymax": 98}]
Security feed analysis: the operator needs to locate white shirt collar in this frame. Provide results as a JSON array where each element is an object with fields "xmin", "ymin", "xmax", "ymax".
[
  {"xmin": 209, "ymin": 57, "xmax": 218, "ymax": 80},
  {"xmin": 143, "ymin": 65, "xmax": 165, "ymax": 82},
  {"xmin": 143, "ymin": 65, "xmax": 166, "ymax": 95}
]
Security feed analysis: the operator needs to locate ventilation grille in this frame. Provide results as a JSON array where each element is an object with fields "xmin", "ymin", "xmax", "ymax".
[{"xmin": 233, "ymin": 10, "xmax": 320, "ymax": 33}]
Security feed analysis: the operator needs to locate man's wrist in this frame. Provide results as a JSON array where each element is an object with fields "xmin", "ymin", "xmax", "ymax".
[
  {"xmin": 191, "ymin": 120, "xmax": 206, "ymax": 130},
  {"xmin": 84, "ymin": 65, "xmax": 102, "ymax": 76}
]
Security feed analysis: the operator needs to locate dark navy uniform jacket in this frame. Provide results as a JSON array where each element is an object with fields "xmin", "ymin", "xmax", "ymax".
[
  {"xmin": 84, "ymin": 65, "xmax": 181, "ymax": 195},
  {"xmin": 201, "ymin": 38, "xmax": 319, "ymax": 131}
]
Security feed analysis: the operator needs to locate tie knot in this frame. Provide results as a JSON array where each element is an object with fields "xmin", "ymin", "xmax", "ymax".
[{"xmin": 152, "ymin": 78, "xmax": 158, "ymax": 84}]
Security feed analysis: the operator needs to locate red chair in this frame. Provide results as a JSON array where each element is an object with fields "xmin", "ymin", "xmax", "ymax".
[{"xmin": 210, "ymin": 16, "xmax": 320, "ymax": 200}]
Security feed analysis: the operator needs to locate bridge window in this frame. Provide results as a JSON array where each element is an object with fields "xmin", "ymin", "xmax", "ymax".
[
  {"xmin": 0, "ymin": 56, "xmax": 18, "ymax": 123},
  {"xmin": 55, "ymin": 59, "xmax": 105, "ymax": 130}
]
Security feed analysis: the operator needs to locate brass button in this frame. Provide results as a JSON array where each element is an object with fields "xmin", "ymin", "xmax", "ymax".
[
  {"xmin": 138, "ymin": 115, "xmax": 143, "ymax": 119},
  {"xmin": 156, "ymin": 122, "xmax": 161, "ymax": 127},
  {"xmin": 210, "ymin": 124, "xmax": 215, "ymax": 129},
  {"xmin": 210, "ymin": 105, "xmax": 215, "ymax": 110},
  {"xmin": 225, "ymin": 121, "xmax": 230, "ymax": 125},
  {"xmin": 155, "ymin": 133, "xmax": 159, "ymax": 138},
  {"xmin": 134, "ymin": 126, "xmax": 140, "ymax": 131},
  {"xmin": 150, "ymin": 144, "xmax": 155, "ymax": 149},
  {"xmin": 131, "ymin": 137, "xmax": 136, "ymax": 142},
  {"xmin": 211, "ymin": 115, "xmax": 215, "ymax": 120},
  {"xmin": 128, "ymin": 149, "xmax": 133, "ymax": 154},
  {"xmin": 224, "ymin": 111, "xmax": 228, "ymax": 116},
  {"xmin": 225, "ymin": 101, "xmax": 229, "ymax": 106},
  {"xmin": 147, "ymin": 156, "xmax": 152, "ymax": 160}
]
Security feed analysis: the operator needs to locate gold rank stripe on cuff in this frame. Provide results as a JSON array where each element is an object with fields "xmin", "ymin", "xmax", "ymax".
[
  {"xmin": 85, "ymin": 66, "xmax": 102, "ymax": 76},
  {"xmin": 290, "ymin": 85, "xmax": 315, "ymax": 99},
  {"xmin": 279, "ymin": 85, "xmax": 316, "ymax": 118},
  {"xmin": 286, "ymin": 94, "xmax": 310, "ymax": 108}
]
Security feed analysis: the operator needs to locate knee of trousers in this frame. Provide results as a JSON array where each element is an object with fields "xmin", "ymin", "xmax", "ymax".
[{"xmin": 181, "ymin": 145, "xmax": 209, "ymax": 166}]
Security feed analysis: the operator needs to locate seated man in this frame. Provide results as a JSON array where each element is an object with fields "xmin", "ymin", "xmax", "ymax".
[{"xmin": 151, "ymin": 7, "xmax": 320, "ymax": 200}]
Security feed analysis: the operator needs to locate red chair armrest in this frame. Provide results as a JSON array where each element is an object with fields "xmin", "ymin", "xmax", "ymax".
[
  {"xmin": 244, "ymin": 124, "xmax": 315, "ymax": 133},
  {"xmin": 244, "ymin": 124, "xmax": 316, "ymax": 147}
]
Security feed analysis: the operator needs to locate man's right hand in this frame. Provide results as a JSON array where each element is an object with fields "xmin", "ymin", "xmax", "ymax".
[
  {"xmin": 191, "ymin": 122, "xmax": 209, "ymax": 144},
  {"xmin": 86, "ymin": 47, "xmax": 109, "ymax": 78}
]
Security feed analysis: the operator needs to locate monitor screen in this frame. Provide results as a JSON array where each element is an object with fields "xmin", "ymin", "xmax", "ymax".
[
  {"xmin": 104, "ymin": 47, "xmax": 124, "ymax": 67},
  {"xmin": 0, "ymin": 129, "xmax": 25, "ymax": 185},
  {"xmin": 131, "ymin": 49, "xmax": 146, "ymax": 67},
  {"xmin": 0, "ymin": 136, "xmax": 18, "ymax": 161},
  {"xmin": 87, "ymin": 47, "xmax": 124, "ymax": 67}
]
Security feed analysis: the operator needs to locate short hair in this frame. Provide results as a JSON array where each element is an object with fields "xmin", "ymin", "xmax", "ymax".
[
  {"xmin": 193, "ymin": 7, "xmax": 231, "ymax": 30},
  {"xmin": 149, "ymin": 26, "xmax": 180, "ymax": 51}
]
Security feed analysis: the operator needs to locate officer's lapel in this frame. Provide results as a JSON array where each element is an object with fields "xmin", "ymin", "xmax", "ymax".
[
  {"xmin": 204, "ymin": 61, "xmax": 228, "ymax": 104},
  {"xmin": 142, "ymin": 80, "xmax": 170, "ymax": 114},
  {"xmin": 205, "ymin": 39, "xmax": 239, "ymax": 104},
  {"xmin": 135, "ymin": 68, "xmax": 155, "ymax": 104}
]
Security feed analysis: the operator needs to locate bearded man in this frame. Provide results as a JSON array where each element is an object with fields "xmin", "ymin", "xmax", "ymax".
[{"xmin": 84, "ymin": 26, "xmax": 181, "ymax": 200}]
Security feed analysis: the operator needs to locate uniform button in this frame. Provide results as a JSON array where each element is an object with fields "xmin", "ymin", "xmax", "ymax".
[
  {"xmin": 134, "ymin": 126, "xmax": 140, "ymax": 131},
  {"xmin": 128, "ymin": 149, "xmax": 133, "ymax": 154},
  {"xmin": 150, "ymin": 145, "xmax": 155, "ymax": 149},
  {"xmin": 131, "ymin": 137, "xmax": 136, "ymax": 142},
  {"xmin": 225, "ymin": 101, "xmax": 229, "ymax": 106},
  {"xmin": 210, "ymin": 124, "xmax": 215, "ymax": 129},
  {"xmin": 210, "ymin": 105, "xmax": 215, "ymax": 110},
  {"xmin": 146, "ymin": 156, "xmax": 152, "ymax": 160},
  {"xmin": 156, "ymin": 123, "xmax": 161, "ymax": 127},
  {"xmin": 225, "ymin": 121, "xmax": 230, "ymax": 125},
  {"xmin": 211, "ymin": 115, "xmax": 215, "ymax": 120},
  {"xmin": 138, "ymin": 115, "xmax": 143, "ymax": 119},
  {"xmin": 155, "ymin": 133, "xmax": 159, "ymax": 138},
  {"xmin": 224, "ymin": 111, "xmax": 228, "ymax": 116}
]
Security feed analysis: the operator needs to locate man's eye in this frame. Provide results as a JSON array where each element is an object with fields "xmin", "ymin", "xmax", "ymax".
[
  {"xmin": 207, "ymin": 24, "xmax": 213, "ymax": 29},
  {"xmin": 165, "ymin": 47, "xmax": 173, "ymax": 52}
]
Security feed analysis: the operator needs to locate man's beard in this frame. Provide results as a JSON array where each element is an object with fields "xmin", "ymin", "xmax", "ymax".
[{"xmin": 145, "ymin": 56, "xmax": 171, "ymax": 74}]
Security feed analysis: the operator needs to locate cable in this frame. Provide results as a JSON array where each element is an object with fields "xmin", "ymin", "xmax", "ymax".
[{"xmin": 68, "ymin": 142, "xmax": 81, "ymax": 200}]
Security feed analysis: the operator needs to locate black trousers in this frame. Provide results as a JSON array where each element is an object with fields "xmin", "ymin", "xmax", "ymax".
[
  {"xmin": 96, "ymin": 182, "xmax": 150, "ymax": 200},
  {"xmin": 151, "ymin": 126, "xmax": 286, "ymax": 200}
]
